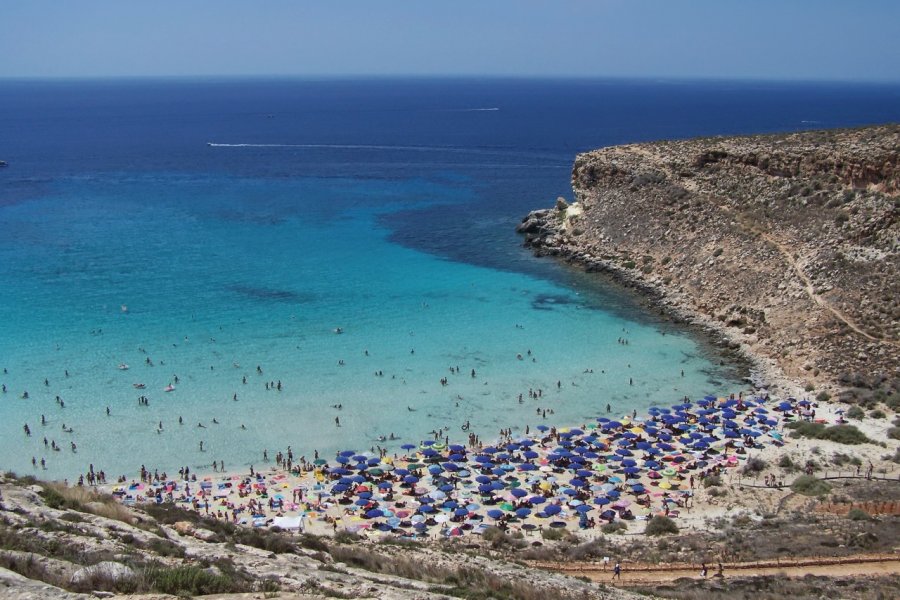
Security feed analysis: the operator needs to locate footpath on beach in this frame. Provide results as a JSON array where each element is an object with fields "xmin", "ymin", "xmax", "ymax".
[{"xmin": 102, "ymin": 392, "xmax": 851, "ymax": 539}]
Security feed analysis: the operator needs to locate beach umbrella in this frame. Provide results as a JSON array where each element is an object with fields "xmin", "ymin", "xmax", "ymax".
[
  {"xmin": 401, "ymin": 444, "xmax": 416, "ymax": 450},
  {"xmin": 515, "ymin": 507, "xmax": 532, "ymax": 519},
  {"xmin": 500, "ymin": 502, "xmax": 516, "ymax": 512},
  {"xmin": 529, "ymin": 495, "xmax": 547, "ymax": 504},
  {"xmin": 544, "ymin": 504, "xmax": 562, "ymax": 516},
  {"xmin": 487, "ymin": 509, "xmax": 504, "ymax": 520},
  {"xmin": 510, "ymin": 488, "xmax": 528, "ymax": 498},
  {"xmin": 593, "ymin": 496, "xmax": 610, "ymax": 505},
  {"xmin": 574, "ymin": 504, "xmax": 592, "ymax": 514},
  {"xmin": 365, "ymin": 508, "xmax": 383, "ymax": 519},
  {"xmin": 454, "ymin": 507, "xmax": 469, "ymax": 518}
]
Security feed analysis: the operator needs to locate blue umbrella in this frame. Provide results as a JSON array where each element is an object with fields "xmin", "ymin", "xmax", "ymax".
[
  {"xmin": 574, "ymin": 504, "xmax": 592, "ymax": 513},
  {"xmin": 339, "ymin": 450, "xmax": 356, "ymax": 457},
  {"xmin": 454, "ymin": 507, "xmax": 469, "ymax": 517},
  {"xmin": 510, "ymin": 488, "xmax": 528, "ymax": 498},
  {"xmin": 593, "ymin": 497, "xmax": 610, "ymax": 505},
  {"xmin": 487, "ymin": 509, "xmax": 504, "ymax": 519},
  {"xmin": 529, "ymin": 496, "xmax": 547, "ymax": 504},
  {"xmin": 365, "ymin": 509, "xmax": 383, "ymax": 519},
  {"xmin": 515, "ymin": 508, "xmax": 532, "ymax": 519},
  {"xmin": 401, "ymin": 444, "xmax": 416, "ymax": 450},
  {"xmin": 544, "ymin": 504, "xmax": 562, "ymax": 516}
]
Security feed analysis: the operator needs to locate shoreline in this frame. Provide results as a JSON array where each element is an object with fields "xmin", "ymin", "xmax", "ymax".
[{"xmin": 93, "ymin": 390, "xmax": 886, "ymax": 542}]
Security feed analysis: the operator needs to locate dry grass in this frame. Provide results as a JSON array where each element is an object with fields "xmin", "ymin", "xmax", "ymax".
[{"xmin": 41, "ymin": 483, "xmax": 137, "ymax": 526}]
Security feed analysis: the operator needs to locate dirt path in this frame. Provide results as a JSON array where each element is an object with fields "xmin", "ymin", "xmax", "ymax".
[{"xmin": 531, "ymin": 554, "xmax": 900, "ymax": 586}]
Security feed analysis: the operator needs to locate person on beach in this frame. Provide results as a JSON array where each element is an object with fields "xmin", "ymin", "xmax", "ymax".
[{"xmin": 612, "ymin": 562, "xmax": 621, "ymax": 580}]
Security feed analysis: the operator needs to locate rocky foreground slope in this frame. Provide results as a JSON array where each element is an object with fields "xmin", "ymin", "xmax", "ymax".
[
  {"xmin": 519, "ymin": 125, "xmax": 899, "ymax": 402},
  {"xmin": 0, "ymin": 475, "xmax": 640, "ymax": 600}
]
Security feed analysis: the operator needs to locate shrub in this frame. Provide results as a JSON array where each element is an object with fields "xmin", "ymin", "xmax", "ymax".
[
  {"xmin": 887, "ymin": 427, "xmax": 900, "ymax": 441},
  {"xmin": 846, "ymin": 406, "xmax": 865, "ymax": 420},
  {"xmin": 742, "ymin": 457, "xmax": 768, "ymax": 475},
  {"xmin": 703, "ymin": 475, "xmax": 723, "ymax": 487},
  {"xmin": 791, "ymin": 475, "xmax": 831, "ymax": 497},
  {"xmin": 144, "ymin": 565, "xmax": 245, "ymax": 596},
  {"xmin": 847, "ymin": 508, "xmax": 870, "ymax": 521},
  {"xmin": 540, "ymin": 527, "xmax": 570, "ymax": 541},
  {"xmin": 816, "ymin": 391, "xmax": 831, "ymax": 402},
  {"xmin": 778, "ymin": 455, "xmax": 796, "ymax": 471},
  {"xmin": 785, "ymin": 422, "xmax": 872, "ymax": 445},
  {"xmin": 644, "ymin": 516, "xmax": 679, "ymax": 536},
  {"xmin": 869, "ymin": 409, "xmax": 886, "ymax": 419},
  {"xmin": 601, "ymin": 521, "xmax": 627, "ymax": 535}
]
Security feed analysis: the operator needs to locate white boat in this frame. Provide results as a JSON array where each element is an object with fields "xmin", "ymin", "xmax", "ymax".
[{"xmin": 118, "ymin": 363, "xmax": 129, "ymax": 370}]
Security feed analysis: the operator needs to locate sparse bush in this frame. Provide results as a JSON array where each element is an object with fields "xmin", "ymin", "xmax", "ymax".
[
  {"xmin": 601, "ymin": 521, "xmax": 627, "ymax": 535},
  {"xmin": 869, "ymin": 409, "xmax": 886, "ymax": 419},
  {"xmin": 847, "ymin": 508, "xmax": 870, "ymax": 521},
  {"xmin": 791, "ymin": 475, "xmax": 831, "ymax": 497},
  {"xmin": 887, "ymin": 427, "xmax": 900, "ymax": 441},
  {"xmin": 778, "ymin": 455, "xmax": 797, "ymax": 471},
  {"xmin": 742, "ymin": 457, "xmax": 768, "ymax": 475},
  {"xmin": 785, "ymin": 421, "xmax": 872, "ymax": 445},
  {"xmin": 541, "ymin": 527, "xmax": 571, "ymax": 541},
  {"xmin": 846, "ymin": 406, "xmax": 865, "ymax": 420},
  {"xmin": 703, "ymin": 475, "xmax": 723, "ymax": 487},
  {"xmin": 644, "ymin": 516, "xmax": 679, "ymax": 536}
]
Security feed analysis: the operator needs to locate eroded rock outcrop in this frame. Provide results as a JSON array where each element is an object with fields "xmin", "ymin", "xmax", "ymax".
[{"xmin": 521, "ymin": 125, "xmax": 899, "ymax": 401}]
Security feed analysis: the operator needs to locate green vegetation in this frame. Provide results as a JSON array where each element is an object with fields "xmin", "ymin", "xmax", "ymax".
[
  {"xmin": 785, "ymin": 421, "xmax": 872, "ymax": 445},
  {"xmin": 791, "ymin": 475, "xmax": 831, "ymax": 497},
  {"xmin": 601, "ymin": 521, "xmax": 628, "ymax": 535},
  {"xmin": 847, "ymin": 508, "xmax": 871, "ymax": 521},
  {"xmin": 742, "ymin": 457, "xmax": 768, "ymax": 475},
  {"xmin": 645, "ymin": 516, "xmax": 679, "ymax": 536},
  {"xmin": 846, "ymin": 406, "xmax": 865, "ymax": 420}
]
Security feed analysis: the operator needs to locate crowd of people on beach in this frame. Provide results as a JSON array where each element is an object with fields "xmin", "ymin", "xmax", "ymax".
[{"xmin": 82, "ymin": 390, "xmax": 824, "ymax": 542}]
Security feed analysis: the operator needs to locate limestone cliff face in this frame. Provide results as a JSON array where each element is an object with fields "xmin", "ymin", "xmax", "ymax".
[{"xmin": 520, "ymin": 125, "xmax": 899, "ymax": 401}]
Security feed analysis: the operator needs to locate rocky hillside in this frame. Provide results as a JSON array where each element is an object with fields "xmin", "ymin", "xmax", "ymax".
[
  {"xmin": 519, "ymin": 125, "xmax": 899, "ymax": 403},
  {"xmin": 0, "ymin": 474, "xmax": 640, "ymax": 600}
]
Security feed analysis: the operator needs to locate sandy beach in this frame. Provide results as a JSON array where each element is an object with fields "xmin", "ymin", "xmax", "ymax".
[{"xmin": 97, "ymin": 390, "xmax": 897, "ymax": 542}]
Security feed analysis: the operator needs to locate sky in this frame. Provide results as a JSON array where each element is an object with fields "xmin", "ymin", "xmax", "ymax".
[{"xmin": 1, "ymin": 1, "xmax": 898, "ymax": 81}]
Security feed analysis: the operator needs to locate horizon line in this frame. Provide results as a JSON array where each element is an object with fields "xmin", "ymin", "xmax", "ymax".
[{"xmin": 1, "ymin": 73, "xmax": 899, "ymax": 86}]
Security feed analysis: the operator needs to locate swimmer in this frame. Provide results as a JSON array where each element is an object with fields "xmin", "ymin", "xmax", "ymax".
[{"xmin": 198, "ymin": 422, "xmax": 206, "ymax": 428}]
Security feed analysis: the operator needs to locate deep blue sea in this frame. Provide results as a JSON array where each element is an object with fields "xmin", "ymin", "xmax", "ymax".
[{"xmin": 2, "ymin": 78, "xmax": 899, "ymax": 480}]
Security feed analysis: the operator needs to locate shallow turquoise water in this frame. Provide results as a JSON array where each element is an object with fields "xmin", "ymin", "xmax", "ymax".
[{"xmin": 0, "ymin": 173, "xmax": 742, "ymax": 480}]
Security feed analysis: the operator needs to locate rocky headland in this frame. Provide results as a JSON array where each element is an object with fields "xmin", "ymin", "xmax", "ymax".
[{"xmin": 519, "ymin": 125, "xmax": 899, "ymax": 404}]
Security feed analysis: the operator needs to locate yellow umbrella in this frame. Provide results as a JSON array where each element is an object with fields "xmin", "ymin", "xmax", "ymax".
[{"xmin": 659, "ymin": 481, "xmax": 672, "ymax": 490}]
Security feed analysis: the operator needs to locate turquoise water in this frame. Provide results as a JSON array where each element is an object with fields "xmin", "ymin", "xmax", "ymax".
[
  {"xmin": 6, "ymin": 77, "xmax": 897, "ymax": 480},
  {"xmin": 0, "ymin": 173, "xmax": 739, "ymax": 479}
]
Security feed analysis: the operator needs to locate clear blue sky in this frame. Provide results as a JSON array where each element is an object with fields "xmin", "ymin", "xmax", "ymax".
[{"xmin": 2, "ymin": 0, "xmax": 898, "ymax": 81}]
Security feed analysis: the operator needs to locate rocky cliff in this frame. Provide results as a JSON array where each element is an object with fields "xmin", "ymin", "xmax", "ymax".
[{"xmin": 519, "ymin": 125, "xmax": 899, "ymax": 403}]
